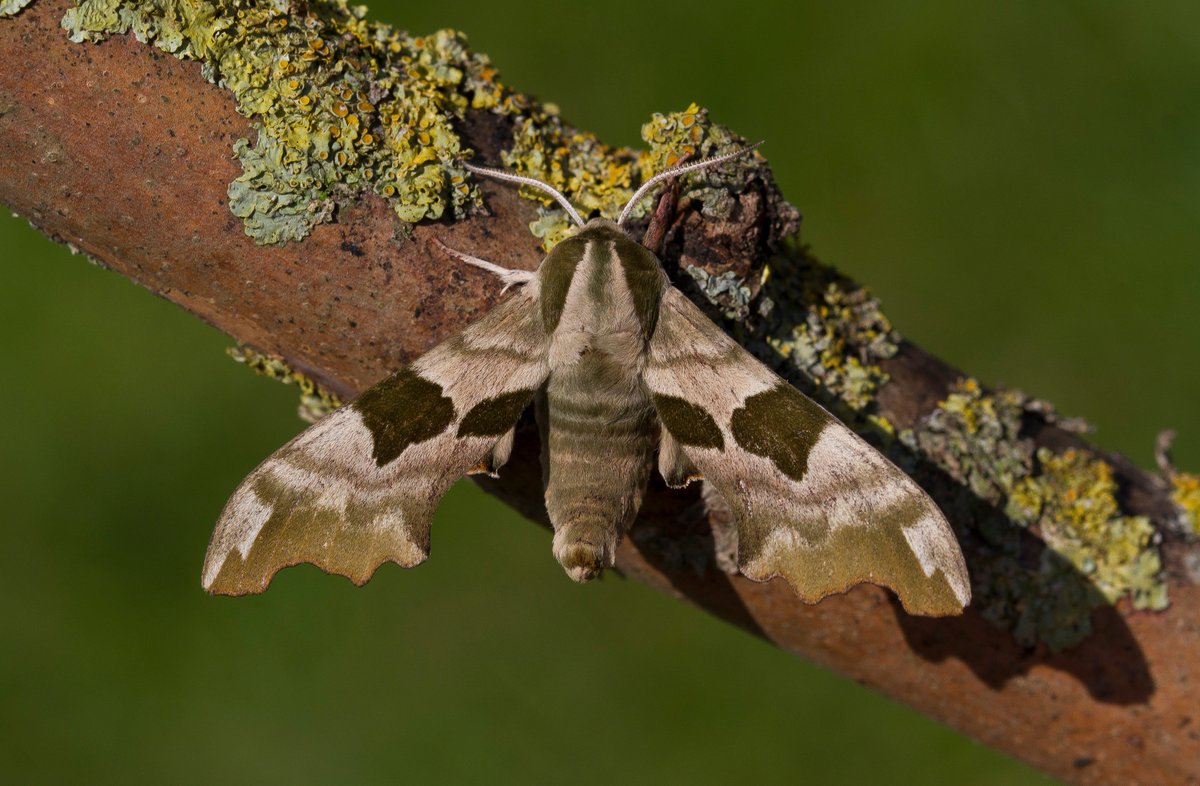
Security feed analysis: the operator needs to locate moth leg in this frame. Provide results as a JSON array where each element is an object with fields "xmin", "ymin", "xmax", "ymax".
[
  {"xmin": 657, "ymin": 424, "xmax": 702, "ymax": 488},
  {"xmin": 433, "ymin": 238, "xmax": 535, "ymax": 292},
  {"xmin": 641, "ymin": 151, "xmax": 691, "ymax": 254},
  {"xmin": 465, "ymin": 427, "xmax": 516, "ymax": 478}
]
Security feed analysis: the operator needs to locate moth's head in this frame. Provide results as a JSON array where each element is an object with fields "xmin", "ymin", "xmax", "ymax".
[
  {"xmin": 461, "ymin": 143, "xmax": 762, "ymax": 235},
  {"xmin": 565, "ymin": 216, "xmax": 630, "ymax": 246},
  {"xmin": 580, "ymin": 215, "xmax": 621, "ymax": 233}
]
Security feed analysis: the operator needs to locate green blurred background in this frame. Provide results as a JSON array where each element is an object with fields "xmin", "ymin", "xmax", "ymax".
[{"xmin": 3, "ymin": 1, "xmax": 1198, "ymax": 783}]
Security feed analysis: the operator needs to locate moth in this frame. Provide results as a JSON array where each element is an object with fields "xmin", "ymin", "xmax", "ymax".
[{"xmin": 202, "ymin": 148, "xmax": 971, "ymax": 616}]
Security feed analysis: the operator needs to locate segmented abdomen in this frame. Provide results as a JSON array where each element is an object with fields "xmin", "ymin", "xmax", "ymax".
[{"xmin": 538, "ymin": 351, "xmax": 657, "ymax": 581}]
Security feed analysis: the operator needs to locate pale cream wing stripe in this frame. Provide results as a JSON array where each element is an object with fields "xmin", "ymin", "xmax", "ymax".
[
  {"xmin": 644, "ymin": 286, "xmax": 970, "ymax": 615},
  {"xmin": 202, "ymin": 284, "xmax": 549, "ymax": 595}
]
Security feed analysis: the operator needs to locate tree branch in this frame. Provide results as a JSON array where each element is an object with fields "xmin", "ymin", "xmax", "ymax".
[{"xmin": 2, "ymin": 2, "xmax": 1198, "ymax": 783}]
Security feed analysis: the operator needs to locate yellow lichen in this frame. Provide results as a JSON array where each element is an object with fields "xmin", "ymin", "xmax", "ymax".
[
  {"xmin": 500, "ymin": 103, "xmax": 770, "ymax": 251},
  {"xmin": 910, "ymin": 378, "xmax": 1032, "ymax": 504},
  {"xmin": 637, "ymin": 103, "xmax": 765, "ymax": 222},
  {"xmin": 63, "ymin": 0, "xmax": 503, "ymax": 242},
  {"xmin": 501, "ymin": 114, "xmax": 638, "ymax": 249},
  {"xmin": 227, "ymin": 345, "xmax": 342, "ymax": 423},
  {"xmin": 907, "ymin": 381, "xmax": 1169, "ymax": 649},
  {"xmin": 1010, "ymin": 448, "xmax": 1167, "ymax": 611},
  {"xmin": 1171, "ymin": 472, "xmax": 1200, "ymax": 534},
  {"xmin": 759, "ymin": 241, "xmax": 899, "ymax": 415}
]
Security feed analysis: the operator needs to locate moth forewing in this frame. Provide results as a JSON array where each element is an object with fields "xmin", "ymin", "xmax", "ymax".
[
  {"xmin": 644, "ymin": 287, "xmax": 971, "ymax": 616},
  {"xmin": 202, "ymin": 285, "xmax": 550, "ymax": 595}
]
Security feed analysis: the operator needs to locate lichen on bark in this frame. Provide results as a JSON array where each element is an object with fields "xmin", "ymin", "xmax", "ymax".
[
  {"xmin": 903, "ymin": 379, "xmax": 1169, "ymax": 649},
  {"xmin": 754, "ymin": 241, "xmax": 898, "ymax": 418},
  {"xmin": 62, "ymin": 0, "xmax": 495, "ymax": 242},
  {"xmin": 227, "ymin": 344, "xmax": 342, "ymax": 423},
  {"xmin": 1170, "ymin": 472, "xmax": 1200, "ymax": 535},
  {"xmin": 57, "ymin": 1, "xmax": 788, "ymax": 252},
  {"xmin": 0, "ymin": 0, "xmax": 34, "ymax": 17}
]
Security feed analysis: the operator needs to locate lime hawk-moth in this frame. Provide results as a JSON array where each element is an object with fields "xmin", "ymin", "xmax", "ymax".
[{"xmin": 202, "ymin": 149, "xmax": 971, "ymax": 616}]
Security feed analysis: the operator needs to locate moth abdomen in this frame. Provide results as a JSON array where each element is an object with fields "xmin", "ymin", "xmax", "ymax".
[
  {"xmin": 551, "ymin": 509, "xmax": 623, "ymax": 582},
  {"xmin": 539, "ymin": 353, "xmax": 658, "ymax": 582}
]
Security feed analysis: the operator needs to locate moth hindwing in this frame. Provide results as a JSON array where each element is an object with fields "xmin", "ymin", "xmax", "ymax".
[{"xmin": 204, "ymin": 150, "xmax": 970, "ymax": 616}]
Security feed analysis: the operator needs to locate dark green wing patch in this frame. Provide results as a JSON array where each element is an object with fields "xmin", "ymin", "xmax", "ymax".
[
  {"xmin": 352, "ymin": 368, "xmax": 455, "ymax": 466},
  {"xmin": 652, "ymin": 393, "xmax": 724, "ymax": 449},
  {"xmin": 539, "ymin": 236, "xmax": 586, "ymax": 332},
  {"xmin": 730, "ymin": 383, "xmax": 827, "ymax": 481},
  {"xmin": 613, "ymin": 233, "xmax": 665, "ymax": 340},
  {"xmin": 458, "ymin": 388, "xmax": 537, "ymax": 437}
]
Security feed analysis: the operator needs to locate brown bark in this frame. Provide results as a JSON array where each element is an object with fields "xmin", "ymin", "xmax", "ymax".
[{"xmin": 2, "ymin": 3, "xmax": 1197, "ymax": 783}]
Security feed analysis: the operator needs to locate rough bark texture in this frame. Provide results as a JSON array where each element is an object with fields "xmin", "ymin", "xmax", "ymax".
[{"xmin": 2, "ymin": 3, "xmax": 1197, "ymax": 784}]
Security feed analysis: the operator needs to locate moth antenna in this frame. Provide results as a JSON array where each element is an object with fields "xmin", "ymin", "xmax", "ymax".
[
  {"xmin": 462, "ymin": 162, "xmax": 586, "ymax": 228},
  {"xmin": 616, "ymin": 142, "xmax": 764, "ymax": 228}
]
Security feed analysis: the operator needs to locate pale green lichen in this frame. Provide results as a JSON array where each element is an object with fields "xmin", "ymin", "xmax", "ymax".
[
  {"xmin": 227, "ymin": 344, "xmax": 342, "ymax": 422},
  {"xmin": 0, "ymin": 0, "xmax": 34, "ymax": 17},
  {"xmin": 904, "ymin": 379, "xmax": 1169, "ymax": 650},
  {"xmin": 911, "ymin": 378, "xmax": 1032, "ymax": 505},
  {"xmin": 1171, "ymin": 472, "xmax": 1200, "ymax": 535},
  {"xmin": 226, "ymin": 136, "xmax": 336, "ymax": 245},
  {"xmin": 755, "ymin": 241, "xmax": 899, "ymax": 416},
  {"xmin": 63, "ymin": 0, "xmax": 498, "ymax": 243},
  {"xmin": 684, "ymin": 267, "xmax": 755, "ymax": 321}
]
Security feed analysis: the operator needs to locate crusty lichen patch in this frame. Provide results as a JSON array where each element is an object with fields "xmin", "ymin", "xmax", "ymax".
[
  {"xmin": 905, "ymin": 379, "xmax": 1169, "ymax": 649},
  {"xmin": 639, "ymin": 103, "xmax": 774, "ymax": 223},
  {"xmin": 1171, "ymin": 472, "xmax": 1200, "ymax": 535},
  {"xmin": 501, "ymin": 108, "xmax": 638, "ymax": 250},
  {"xmin": 1010, "ymin": 448, "xmax": 1166, "ymax": 610},
  {"xmin": 912, "ymin": 378, "xmax": 1032, "ymax": 505},
  {"xmin": 227, "ymin": 344, "xmax": 341, "ymax": 422},
  {"xmin": 63, "ymin": 0, "xmax": 501, "ymax": 243},
  {"xmin": 59, "ymin": 2, "xmax": 783, "ymax": 254},
  {"xmin": 0, "ymin": 0, "xmax": 34, "ymax": 17},
  {"xmin": 754, "ymin": 240, "xmax": 899, "ymax": 419}
]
